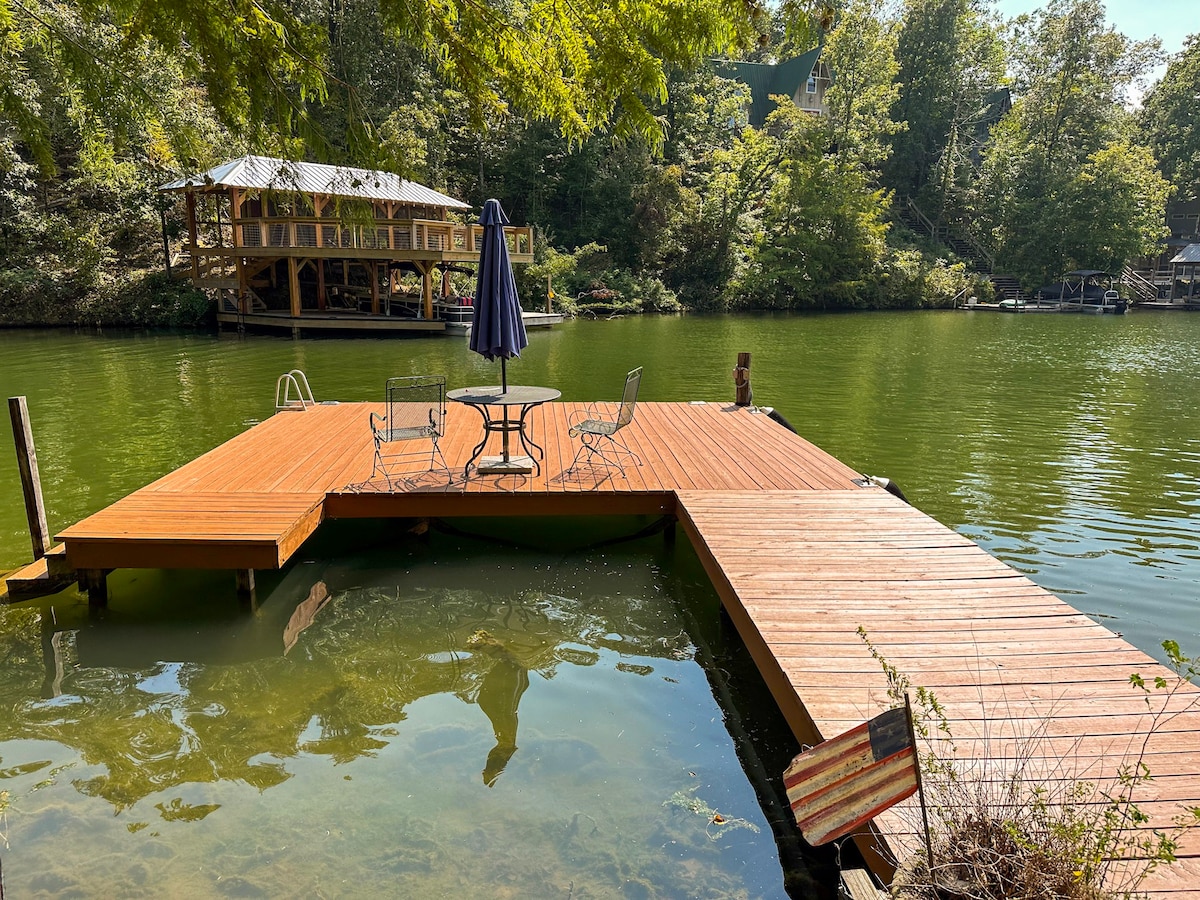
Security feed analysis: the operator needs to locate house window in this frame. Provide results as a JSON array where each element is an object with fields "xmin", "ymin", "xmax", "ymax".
[{"xmin": 807, "ymin": 74, "xmax": 818, "ymax": 94}]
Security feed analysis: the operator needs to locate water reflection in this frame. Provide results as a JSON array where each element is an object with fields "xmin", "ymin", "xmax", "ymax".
[
  {"xmin": 471, "ymin": 632, "xmax": 529, "ymax": 786},
  {"xmin": 0, "ymin": 527, "xmax": 807, "ymax": 897}
]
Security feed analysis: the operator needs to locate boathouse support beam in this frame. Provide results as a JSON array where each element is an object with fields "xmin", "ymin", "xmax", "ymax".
[
  {"xmin": 420, "ymin": 262, "xmax": 434, "ymax": 320},
  {"xmin": 287, "ymin": 257, "xmax": 301, "ymax": 318},
  {"xmin": 8, "ymin": 396, "xmax": 51, "ymax": 561}
]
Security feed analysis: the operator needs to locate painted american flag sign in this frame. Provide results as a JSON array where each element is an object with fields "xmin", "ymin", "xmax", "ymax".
[{"xmin": 783, "ymin": 706, "xmax": 919, "ymax": 845}]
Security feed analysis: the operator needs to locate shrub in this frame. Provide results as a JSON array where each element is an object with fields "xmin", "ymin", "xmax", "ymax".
[{"xmin": 859, "ymin": 629, "xmax": 1200, "ymax": 899}]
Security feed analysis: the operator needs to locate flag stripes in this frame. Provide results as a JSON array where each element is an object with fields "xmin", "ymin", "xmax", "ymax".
[{"xmin": 784, "ymin": 707, "xmax": 919, "ymax": 846}]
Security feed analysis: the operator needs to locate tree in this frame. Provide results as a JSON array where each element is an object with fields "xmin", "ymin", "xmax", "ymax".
[
  {"xmin": 820, "ymin": 0, "xmax": 903, "ymax": 176},
  {"xmin": 738, "ymin": 103, "xmax": 892, "ymax": 309},
  {"xmin": 1141, "ymin": 35, "xmax": 1200, "ymax": 200},
  {"xmin": 886, "ymin": 0, "xmax": 1004, "ymax": 219},
  {"xmin": 0, "ymin": 0, "xmax": 764, "ymax": 176},
  {"xmin": 972, "ymin": 0, "xmax": 1164, "ymax": 285},
  {"xmin": 1059, "ymin": 141, "xmax": 1169, "ymax": 272}
]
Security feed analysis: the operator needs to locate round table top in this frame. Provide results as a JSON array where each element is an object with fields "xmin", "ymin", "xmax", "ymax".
[{"xmin": 446, "ymin": 385, "xmax": 561, "ymax": 405}]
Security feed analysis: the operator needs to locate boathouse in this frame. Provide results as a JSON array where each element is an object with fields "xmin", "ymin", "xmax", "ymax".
[{"xmin": 159, "ymin": 156, "xmax": 534, "ymax": 333}]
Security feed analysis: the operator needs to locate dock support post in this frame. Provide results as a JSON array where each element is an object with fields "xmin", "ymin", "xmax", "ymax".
[
  {"xmin": 8, "ymin": 396, "xmax": 51, "ymax": 561},
  {"xmin": 235, "ymin": 569, "xmax": 256, "ymax": 602},
  {"xmin": 83, "ymin": 569, "xmax": 107, "ymax": 607},
  {"xmin": 733, "ymin": 352, "xmax": 752, "ymax": 407}
]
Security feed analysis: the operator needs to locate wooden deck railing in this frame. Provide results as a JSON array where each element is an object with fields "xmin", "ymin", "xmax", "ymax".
[{"xmin": 224, "ymin": 217, "xmax": 533, "ymax": 256}]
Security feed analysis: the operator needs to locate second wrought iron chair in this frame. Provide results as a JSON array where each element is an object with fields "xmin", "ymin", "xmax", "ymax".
[
  {"xmin": 566, "ymin": 367, "xmax": 643, "ymax": 478},
  {"xmin": 370, "ymin": 375, "xmax": 452, "ymax": 486}
]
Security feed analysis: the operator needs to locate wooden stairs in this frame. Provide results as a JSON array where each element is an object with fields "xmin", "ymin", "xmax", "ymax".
[{"xmin": 3, "ymin": 544, "xmax": 76, "ymax": 602}]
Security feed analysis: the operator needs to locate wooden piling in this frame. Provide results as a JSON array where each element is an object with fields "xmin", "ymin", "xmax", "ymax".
[
  {"xmin": 235, "ymin": 568, "xmax": 256, "ymax": 599},
  {"xmin": 733, "ymin": 352, "xmax": 752, "ymax": 407},
  {"xmin": 83, "ymin": 569, "xmax": 107, "ymax": 607},
  {"xmin": 8, "ymin": 396, "xmax": 51, "ymax": 560}
]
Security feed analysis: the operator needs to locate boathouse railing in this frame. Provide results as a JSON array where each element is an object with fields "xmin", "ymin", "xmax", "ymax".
[{"xmin": 227, "ymin": 218, "xmax": 533, "ymax": 257}]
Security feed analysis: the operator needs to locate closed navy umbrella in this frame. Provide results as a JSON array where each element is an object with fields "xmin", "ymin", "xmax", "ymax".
[{"xmin": 470, "ymin": 198, "xmax": 528, "ymax": 390}]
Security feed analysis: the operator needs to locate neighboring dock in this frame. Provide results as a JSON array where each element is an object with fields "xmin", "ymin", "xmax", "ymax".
[{"xmin": 6, "ymin": 399, "xmax": 1200, "ymax": 895}]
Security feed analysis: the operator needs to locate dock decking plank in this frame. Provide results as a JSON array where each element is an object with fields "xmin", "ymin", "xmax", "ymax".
[
  {"xmin": 675, "ymin": 488, "xmax": 1200, "ymax": 893},
  {"xmin": 36, "ymin": 402, "xmax": 1200, "ymax": 896}
]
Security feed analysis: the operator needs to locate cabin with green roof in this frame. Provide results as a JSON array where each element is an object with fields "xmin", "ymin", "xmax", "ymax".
[{"xmin": 715, "ymin": 47, "xmax": 830, "ymax": 127}]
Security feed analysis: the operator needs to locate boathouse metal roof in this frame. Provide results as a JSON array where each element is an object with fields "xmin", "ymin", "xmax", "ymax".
[
  {"xmin": 1171, "ymin": 243, "xmax": 1200, "ymax": 264},
  {"xmin": 159, "ymin": 155, "xmax": 470, "ymax": 209}
]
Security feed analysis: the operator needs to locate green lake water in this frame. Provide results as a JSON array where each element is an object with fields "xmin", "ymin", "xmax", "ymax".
[{"xmin": 1, "ymin": 311, "xmax": 1199, "ymax": 897}]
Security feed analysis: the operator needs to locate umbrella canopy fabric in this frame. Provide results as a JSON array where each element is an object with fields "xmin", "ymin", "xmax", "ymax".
[{"xmin": 470, "ymin": 199, "xmax": 528, "ymax": 369}]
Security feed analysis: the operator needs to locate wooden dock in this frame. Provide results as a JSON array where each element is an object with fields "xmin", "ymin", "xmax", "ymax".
[{"xmin": 11, "ymin": 400, "xmax": 1200, "ymax": 895}]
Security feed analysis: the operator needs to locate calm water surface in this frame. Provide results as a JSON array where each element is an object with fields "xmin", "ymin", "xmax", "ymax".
[{"xmin": 1, "ymin": 312, "xmax": 1199, "ymax": 896}]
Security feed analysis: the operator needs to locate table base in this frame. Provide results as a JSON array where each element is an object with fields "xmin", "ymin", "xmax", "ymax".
[{"xmin": 477, "ymin": 454, "xmax": 535, "ymax": 475}]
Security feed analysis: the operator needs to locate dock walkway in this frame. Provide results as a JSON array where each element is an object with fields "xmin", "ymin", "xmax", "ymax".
[{"xmin": 21, "ymin": 401, "xmax": 1200, "ymax": 895}]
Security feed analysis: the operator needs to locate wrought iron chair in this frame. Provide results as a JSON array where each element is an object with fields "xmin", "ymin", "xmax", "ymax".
[
  {"xmin": 567, "ymin": 367, "xmax": 643, "ymax": 478},
  {"xmin": 370, "ymin": 375, "xmax": 452, "ymax": 486}
]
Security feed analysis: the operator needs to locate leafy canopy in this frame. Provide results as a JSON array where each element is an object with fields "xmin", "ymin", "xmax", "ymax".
[
  {"xmin": 1141, "ymin": 35, "xmax": 1200, "ymax": 201},
  {"xmin": 0, "ymin": 0, "xmax": 764, "ymax": 175}
]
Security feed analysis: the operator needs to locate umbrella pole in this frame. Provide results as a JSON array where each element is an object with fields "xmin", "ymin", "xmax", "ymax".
[{"xmin": 500, "ymin": 357, "xmax": 510, "ymax": 461}]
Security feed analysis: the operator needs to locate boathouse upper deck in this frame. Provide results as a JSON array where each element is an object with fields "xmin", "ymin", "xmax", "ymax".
[{"xmin": 160, "ymin": 156, "xmax": 534, "ymax": 327}]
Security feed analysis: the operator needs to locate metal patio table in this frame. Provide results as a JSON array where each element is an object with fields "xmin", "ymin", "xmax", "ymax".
[{"xmin": 447, "ymin": 385, "xmax": 561, "ymax": 476}]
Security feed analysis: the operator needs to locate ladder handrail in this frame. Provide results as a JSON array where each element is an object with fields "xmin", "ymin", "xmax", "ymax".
[
  {"xmin": 1121, "ymin": 266, "xmax": 1158, "ymax": 302},
  {"xmin": 275, "ymin": 370, "xmax": 315, "ymax": 412}
]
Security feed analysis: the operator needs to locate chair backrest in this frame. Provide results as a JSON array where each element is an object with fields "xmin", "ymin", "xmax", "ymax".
[
  {"xmin": 615, "ymin": 367, "xmax": 642, "ymax": 429},
  {"xmin": 385, "ymin": 375, "xmax": 446, "ymax": 437}
]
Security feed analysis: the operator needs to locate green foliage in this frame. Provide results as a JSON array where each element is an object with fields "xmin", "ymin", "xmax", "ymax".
[
  {"xmin": 0, "ymin": 268, "xmax": 210, "ymax": 328},
  {"xmin": 1141, "ymin": 35, "xmax": 1200, "ymax": 200},
  {"xmin": 0, "ymin": 0, "xmax": 1179, "ymax": 321},
  {"xmin": 523, "ymin": 242, "xmax": 679, "ymax": 315},
  {"xmin": 973, "ymin": 0, "xmax": 1166, "ymax": 286},
  {"xmin": 862, "ymin": 630, "xmax": 1200, "ymax": 899},
  {"xmin": 821, "ymin": 0, "xmax": 903, "ymax": 174},
  {"xmin": 886, "ymin": 0, "xmax": 1004, "ymax": 219},
  {"xmin": 0, "ymin": 0, "xmax": 762, "ymax": 163}
]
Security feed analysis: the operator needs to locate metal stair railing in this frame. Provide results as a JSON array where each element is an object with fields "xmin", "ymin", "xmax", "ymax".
[
  {"xmin": 275, "ymin": 370, "xmax": 316, "ymax": 412},
  {"xmin": 1122, "ymin": 266, "xmax": 1159, "ymax": 302}
]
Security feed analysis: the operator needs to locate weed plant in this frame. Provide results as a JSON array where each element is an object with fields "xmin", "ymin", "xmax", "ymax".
[{"xmin": 857, "ymin": 628, "xmax": 1200, "ymax": 900}]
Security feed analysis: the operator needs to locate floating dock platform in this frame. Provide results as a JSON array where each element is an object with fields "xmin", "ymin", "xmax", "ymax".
[{"xmin": 7, "ymin": 400, "xmax": 1199, "ymax": 895}]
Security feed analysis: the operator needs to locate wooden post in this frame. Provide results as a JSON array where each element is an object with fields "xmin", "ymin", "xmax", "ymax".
[
  {"xmin": 546, "ymin": 275, "xmax": 553, "ymax": 313},
  {"xmin": 371, "ymin": 262, "xmax": 381, "ymax": 315},
  {"xmin": 317, "ymin": 259, "xmax": 327, "ymax": 310},
  {"xmin": 185, "ymin": 191, "xmax": 200, "ymax": 281},
  {"xmin": 288, "ymin": 256, "xmax": 301, "ymax": 317},
  {"xmin": 734, "ymin": 352, "xmax": 752, "ymax": 406},
  {"xmin": 235, "ymin": 569, "xmax": 255, "ymax": 600},
  {"xmin": 83, "ymin": 569, "xmax": 107, "ymax": 607},
  {"xmin": 422, "ymin": 265, "xmax": 434, "ymax": 320},
  {"xmin": 230, "ymin": 188, "xmax": 244, "ymax": 247},
  {"xmin": 8, "ymin": 396, "xmax": 50, "ymax": 560}
]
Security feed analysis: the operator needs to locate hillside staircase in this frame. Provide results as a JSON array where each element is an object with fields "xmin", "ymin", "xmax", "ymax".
[{"xmin": 897, "ymin": 198, "xmax": 1023, "ymax": 303}]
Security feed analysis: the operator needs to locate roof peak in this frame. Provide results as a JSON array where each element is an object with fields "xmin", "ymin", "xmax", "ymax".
[{"xmin": 159, "ymin": 156, "xmax": 471, "ymax": 209}]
